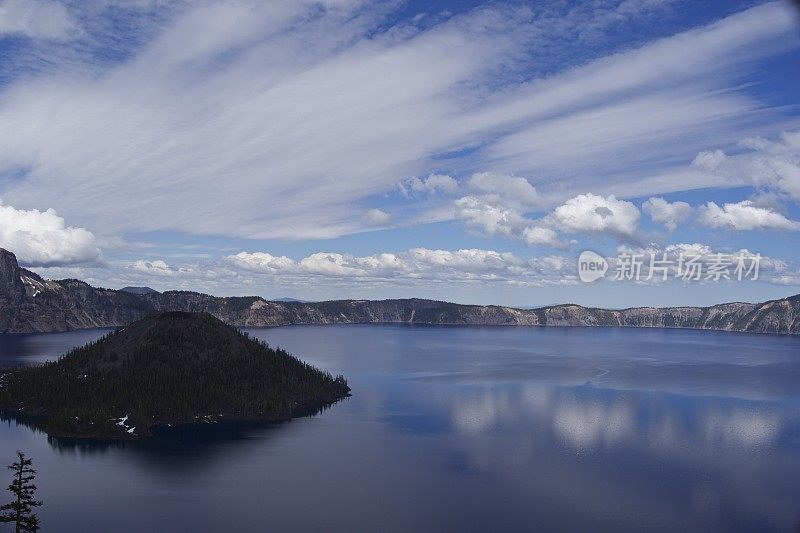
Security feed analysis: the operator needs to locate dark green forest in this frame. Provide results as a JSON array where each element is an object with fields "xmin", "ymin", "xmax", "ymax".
[{"xmin": 0, "ymin": 312, "xmax": 349, "ymax": 439}]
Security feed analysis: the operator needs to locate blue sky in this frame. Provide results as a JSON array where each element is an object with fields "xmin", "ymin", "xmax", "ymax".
[{"xmin": 0, "ymin": 0, "xmax": 799, "ymax": 307}]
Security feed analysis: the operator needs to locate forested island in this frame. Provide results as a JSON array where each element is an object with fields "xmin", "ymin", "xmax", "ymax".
[{"xmin": 0, "ymin": 312, "xmax": 350, "ymax": 439}]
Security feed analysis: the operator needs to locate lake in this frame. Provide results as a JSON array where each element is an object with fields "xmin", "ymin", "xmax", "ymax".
[{"xmin": 1, "ymin": 325, "xmax": 799, "ymax": 532}]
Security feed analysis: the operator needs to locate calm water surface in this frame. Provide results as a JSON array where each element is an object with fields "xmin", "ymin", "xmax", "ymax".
[{"xmin": 1, "ymin": 325, "xmax": 799, "ymax": 532}]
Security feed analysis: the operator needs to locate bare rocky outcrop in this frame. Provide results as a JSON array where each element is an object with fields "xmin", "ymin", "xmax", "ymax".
[{"xmin": 0, "ymin": 248, "xmax": 798, "ymax": 334}]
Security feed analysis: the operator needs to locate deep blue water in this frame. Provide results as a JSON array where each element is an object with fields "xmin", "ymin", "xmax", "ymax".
[{"xmin": 1, "ymin": 325, "xmax": 799, "ymax": 532}]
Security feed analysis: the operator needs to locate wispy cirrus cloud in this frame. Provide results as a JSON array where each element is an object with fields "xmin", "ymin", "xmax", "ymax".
[
  {"xmin": 0, "ymin": 1, "xmax": 796, "ymax": 242},
  {"xmin": 0, "ymin": 0, "xmax": 77, "ymax": 40}
]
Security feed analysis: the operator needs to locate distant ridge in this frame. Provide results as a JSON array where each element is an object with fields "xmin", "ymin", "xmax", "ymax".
[
  {"xmin": 120, "ymin": 286, "xmax": 159, "ymax": 295},
  {"xmin": 0, "ymin": 248, "xmax": 798, "ymax": 335}
]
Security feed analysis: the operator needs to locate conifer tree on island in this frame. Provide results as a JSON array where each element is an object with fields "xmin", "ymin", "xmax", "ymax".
[{"xmin": 0, "ymin": 452, "xmax": 41, "ymax": 533}]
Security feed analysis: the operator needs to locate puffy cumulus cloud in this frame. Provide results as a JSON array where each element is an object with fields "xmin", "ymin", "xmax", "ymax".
[
  {"xmin": 746, "ymin": 191, "xmax": 789, "ymax": 212},
  {"xmin": 614, "ymin": 242, "xmax": 789, "ymax": 284},
  {"xmin": 130, "ymin": 259, "xmax": 177, "ymax": 276},
  {"xmin": 453, "ymin": 173, "xmax": 542, "ymax": 238},
  {"xmin": 0, "ymin": 0, "xmax": 77, "ymax": 40},
  {"xmin": 407, "ymin": 248, "xmax": 520, "ymax": 272},
  {"xmin": 692, "ymin": 130, "xmax": 800, "ymax": 201},
  {"xmin": 0, "ymin": 201, "xmax": 102, "ymax": 266},
  {"xmin": 642, "ymin": 197, "xmax": 692, "ymax": 231},
  {"xmin": 618, "ymin": 243, "xmax": 759, "ymax": 265},
  {"xmin": 399, "ymin": 174, "xmax": 459, "ymax": 197},
  {"xmin": 297, "ymin": 252, "xmax": 406, "ymax": 278},
  {"xmin": 769, "ymin": 269, "xmax": 800, "ymax": 286},
  {"xmin": 550, "ymin": 194, "xmax": 640, "ymax": 237},
  {"xmin": 532, "ymin": 254, "xmax": 569, "ymax": 272},
  {"xmin": 363, "ymin": 208, "xmax": 392, "ymax": 227},
  {"xmin": 697, "ymin": 200, "xmax": 800, "ymax": 231},
  {"xmin": 467, "ymin": 173, "xmax": 541, "ymax": 208},
  {"xmin": 455, "ymin": 190, "xmax": 641, "ymax": 249},
  {"xmin": 226, "ymin": 252, "xmax": 294, "ymax": 274},
  {"xmin": 692, "ymin": 149, "xmax": 728, "ymax": 172},
  {"xmin": 669, "ymin": 244, "xmax": 787, "ymax": 274},
  {"xmin": 454, "ymin": 196, "xmax": 526, "ymax": 237},
  {"xmin": 522, "ymin": 226, "xmax": 564, "ymax": 249},
  {"xmin": 227, "ymin": 251, "xmax": 388, "ymax": 279},
  {"xmin": 226, "ymin": 248, "xmax": 575, "ymax": 286}
]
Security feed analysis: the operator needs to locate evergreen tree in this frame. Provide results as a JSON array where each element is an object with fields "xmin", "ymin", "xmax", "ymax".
[{"xmin": 0, "ymin": 452, "xmax": 41, "ymax": 533}]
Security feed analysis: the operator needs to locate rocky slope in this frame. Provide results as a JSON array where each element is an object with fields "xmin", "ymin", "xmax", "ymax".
[{"xmin": 1, "ymin": 249, "xmax": 798, "ymax": 334}]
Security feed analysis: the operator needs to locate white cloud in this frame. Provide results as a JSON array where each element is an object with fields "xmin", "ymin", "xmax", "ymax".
[
  {"xmin": 532, "ymin": 254, "xmax": 568, "ymax": 272},
  {"xmin": 31, "ymin": 257, "xmax": 241, "ymax": 294},
  {"xmin": 455, "ymin": 191, "xmax": 641, "ymax": 248},
  {"xmin": 625, "ymin": 242, "xmax": 786, "ymax": 270},
  {"xmin": 41, "ymin": 241, "xmax": 796, "ymax": 297},
  {"xmin": 226, "ymin": 248, "xmax": 574, "ymax": 286},
  {"xmin": 473, "ymin": 2, "xmax": 799, "ymax": 187},
  {"xmin": 297, "ymin": 252, "xmax": 401, "ymax": 278},
  {"xmin": 407, "ymin": 247, "xmax": 520, "ymax": 272},
  {"xmin": 614, "ymin": 242, "xmax": 789, "ymax": 284},
  {"xmin": 697, "ymin": 200, "xmax": 800, "ymax": 231},
  {"xmin": 467, "ymin": 172, "xmax": 540, "ymax": 208},
  {"xmin": 0, "ymin": 2, "xmax": 795, "ymax": 240},
  {"xmin": 130, "ymin": 259, "xmax": 176, "ymax": 276},
  {"xmin": 0, "ymin": 201, "xmax": 102, "ymax": 266},
  {"xmin": 0, "ymin": 0, "xmax": 77, "ymax": 40},
  {"xmin": 642, "ymin": 197, "xmax": 692, "ymax": 231},
  {"xmin": 454, "ymin": 195, "xmax": 526, "ymax": 237},
  {"xmin": 692, "ymin": 130, "xmax": 800, "ymax": 201},
  {"xmin": 550, "ymin": 193, "xmax": 640, "ymax": 237},
  {"xmin": 453, "ymin": 172, "xmax": 543, "ymax": 238},
  {"xmin": 363, "ymin": 208, "xmax": 392, "ymax": 227},
  {"xmin": 226, "ymin": 252, "xmax": 294, "ymax": 274},
  {"xmin": 399, "ymin": 174, "xmax": 459, "ymax": 196},
  {"xmin": 692, "ymin": 149, "xmax": 727, "ymax": 172},
  {"xmin": 522, "ymin": 226, "xmax": 564, "ymax": 249}
]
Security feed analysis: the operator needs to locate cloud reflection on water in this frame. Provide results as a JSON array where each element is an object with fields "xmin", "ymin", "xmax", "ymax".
[{"xmin": 443, "ymin": 382, "xmax": 795, "ymax": 455}]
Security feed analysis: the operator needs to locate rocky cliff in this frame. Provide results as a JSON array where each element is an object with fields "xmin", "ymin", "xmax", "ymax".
[{"xmin": 1, "ymin": 249, "xmax": 798, "ymax": 334}]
